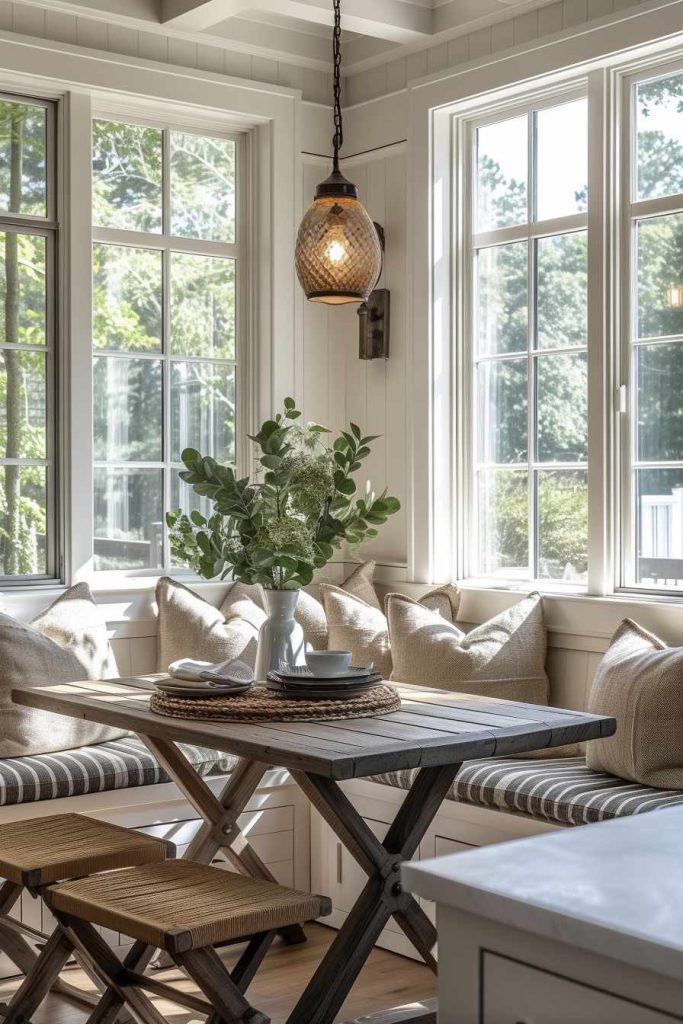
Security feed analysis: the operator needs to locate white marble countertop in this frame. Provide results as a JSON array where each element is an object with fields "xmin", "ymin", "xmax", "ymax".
[{"xmin": 402, "ymin": 806, "xmax": 683, "ymax": 982}]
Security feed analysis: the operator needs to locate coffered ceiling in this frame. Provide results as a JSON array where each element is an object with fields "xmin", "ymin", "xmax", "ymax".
[{"xmin": 14, "ymin": 0, "xmax": 557, "ymax": 74}]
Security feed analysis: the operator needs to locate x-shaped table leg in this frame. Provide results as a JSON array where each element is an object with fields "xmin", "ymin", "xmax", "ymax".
[
  {"xmin": 141, "ymin": 738, "xmax": 306, "ymax": 955},
  {"xmin": 286, "ymin": 762, "xmax": 462, "ymax": 1024}
]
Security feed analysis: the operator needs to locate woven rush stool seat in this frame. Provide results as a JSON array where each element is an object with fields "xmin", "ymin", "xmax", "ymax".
[
  {"xmin": 0, "ymin": 812, "xmax": 170, "ymax": 886},
  {"xmin": 2, "ymin": 861, "xmax": 331, "ymax": 1024},
  {"xmin": 46, "ymin": 860, "xmax": 329, "ymax": 952}
]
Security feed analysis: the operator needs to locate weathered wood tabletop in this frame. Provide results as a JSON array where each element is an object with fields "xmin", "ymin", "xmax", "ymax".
[{"xmin": 13, "ymin": 677, "xmax": 616, "ymax": 1024}]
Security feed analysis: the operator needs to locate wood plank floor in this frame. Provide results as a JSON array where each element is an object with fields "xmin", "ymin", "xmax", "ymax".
[{"xmin": 0, "ymin": 924, "xmax": 435, "ymax": 1023}]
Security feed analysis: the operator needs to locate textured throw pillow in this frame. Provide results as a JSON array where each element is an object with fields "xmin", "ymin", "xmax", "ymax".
[
  {"xmin": 386, "ymin": 591, "xmax": 548, "ymax": 703},
  {"xmin": 586, "ymin": 619, "xmax": 683, "ymax": 789},
  {"xmin": 0, "ymin": 583, "xmax": 126, "ymax": 757},
  {"xmin": 229, "ymin": 561, "xmax": 384, "ymax": 653},
  {"xmin": 321, "ymin": 582, "xmax": 461, "ymax": 680},
  {"xmin": 156, "ymin": 577, "xmax": 265, "ymax": 671}
]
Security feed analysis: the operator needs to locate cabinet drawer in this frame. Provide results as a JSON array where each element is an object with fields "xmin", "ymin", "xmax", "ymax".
[{"xmin": 482, "ymin": 953, "xmax": 679, "ymax": 1023}]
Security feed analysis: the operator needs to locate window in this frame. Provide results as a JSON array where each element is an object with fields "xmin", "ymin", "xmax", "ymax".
[
  {"xmin": 0, "ymin": 94, "xmax": 56, "ymax": 583},
  {"xmin": 91, "ymin": 118, "xmax": 240, "ymax": 572},
  {"xmin": 624, "ymin": 67, "xmax": 683, "ymax": 591},
  {"xmin": 469, "ymin": 96, "xmax": 588, "ymax": 584}
]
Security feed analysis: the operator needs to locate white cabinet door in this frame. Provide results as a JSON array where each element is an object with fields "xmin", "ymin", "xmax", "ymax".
[{"xmin": 482, "ymin": 953, "xmax": 678, "ymax": 1023}]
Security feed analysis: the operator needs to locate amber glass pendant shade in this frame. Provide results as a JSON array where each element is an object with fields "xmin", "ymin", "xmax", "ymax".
[{"xmin": 296, "ymin": 191, "xmax": 382, "ymax": 304}]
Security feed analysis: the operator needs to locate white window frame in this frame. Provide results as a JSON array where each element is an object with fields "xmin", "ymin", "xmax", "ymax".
[
  {"xmin": 618, "ymin": 55, "xmax": 683, "ymax": 595},
  {"xmin": 90, "ymin": 109, "xmax": 248, "ymax": 577},
  {"xmin": 462, "ymin": 85, "xmax": 589, "ymax": 587}
]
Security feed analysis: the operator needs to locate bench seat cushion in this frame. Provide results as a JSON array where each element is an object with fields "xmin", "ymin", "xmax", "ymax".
[
  {"xmin": 374, "ymin": 757, "xmax": 683, "ymax": 826},
  {"xmin": 0, "ymin": 736, "xmax": 237, "ymax": 807}
]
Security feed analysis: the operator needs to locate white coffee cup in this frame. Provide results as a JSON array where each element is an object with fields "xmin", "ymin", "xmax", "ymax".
[{"xmin": 305, "ymin": 650, "xmax": 352, "ymax": 678}]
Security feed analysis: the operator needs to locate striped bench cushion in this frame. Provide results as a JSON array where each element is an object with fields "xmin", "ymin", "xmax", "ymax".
[
  {"xmin": 374, "ymin": 757, "xmax": 683, "ymax": 826},
  {"xmin": 0, "ymin": 736, "xmax": 237, "ymax": 807}
]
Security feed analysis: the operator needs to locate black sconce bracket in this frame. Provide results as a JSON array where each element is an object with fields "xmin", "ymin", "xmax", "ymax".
[{"xmin": 358, "ymin": 288, "xmax": 390, "ymax": 360}]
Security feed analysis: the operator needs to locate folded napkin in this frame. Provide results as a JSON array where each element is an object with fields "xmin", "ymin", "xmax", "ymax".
[{"xmin": 167, "ymin": 658, "xmax": 254, "ymax": 686}]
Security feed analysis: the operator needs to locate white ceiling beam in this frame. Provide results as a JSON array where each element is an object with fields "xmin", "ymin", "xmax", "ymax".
[{"xmin": 162, "ymin": 0, "xmax": 434, "ymax": 41}]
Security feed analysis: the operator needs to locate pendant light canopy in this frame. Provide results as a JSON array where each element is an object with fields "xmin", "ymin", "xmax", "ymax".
[{"xmin": 295, "ymin": 0, "xmax": 382, "ymax": 305}]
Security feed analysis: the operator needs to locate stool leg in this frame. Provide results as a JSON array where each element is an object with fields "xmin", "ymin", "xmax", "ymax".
[
  {"xmin": 230, "ymin": 931, "xmax": 277, "ymax": 994},
  {"xmin": 175, "ymin": 946, "xmax": 270, "ymax": 1024},
  {"xmin": 86, "ymin": 941, "xmax": 152, "ymax": 1024},
  {"xmin": 0, "ymin": 925, "xmax": 75, "ymax": 1024}
]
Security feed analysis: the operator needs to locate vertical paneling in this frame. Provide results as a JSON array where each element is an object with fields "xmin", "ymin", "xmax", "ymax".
[{"xmin": 300, "ymin": 147, "xmax": 409, "ymax": 566}]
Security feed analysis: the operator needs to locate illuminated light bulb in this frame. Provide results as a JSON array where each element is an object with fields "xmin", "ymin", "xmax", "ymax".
[{"xmin": 326, "ymin": 237, "xmax": 347, "ymax": 265}]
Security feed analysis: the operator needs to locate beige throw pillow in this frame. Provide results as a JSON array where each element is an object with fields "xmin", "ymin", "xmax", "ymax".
[
  {"xmin": 586, "ymin": 619, "xmax": 683, "ymax": 789},
  {"xmin": 0, "ymin": 583, "xmax": 126, "ymax": 757},
  {"xmin": 321, "ymin": 582, "xmax": 462, "ymax": 680},
  {"xmin": 386, "ymin": 591, "xmax": 548, "ymax": 703},
  {"xmin": 156, "ymin": 577, "xmax": 265, "ymax": 671}
]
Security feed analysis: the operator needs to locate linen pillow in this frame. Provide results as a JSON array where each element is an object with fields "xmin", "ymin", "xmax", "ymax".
[
  {"xmin": 386, "ymin": 591, "xmax": 549, "ymax": 703},
  {"xmin": 230, "ymin": 561, "xmax": 384, "ymax": 653},
  {"xmin": 156, "ymin": 577, "xmax": 265, "ymax": 671},
  {"xmin": 586, "ymin": 619, "xmax": 683, "ymax": 789},
  {"xmin": 321, "ymin": 582, "xmax": 462, "ymax": 680},
  {"xmin": 0, "ymin": 583, "xmax": 126, "ymax": 758}
]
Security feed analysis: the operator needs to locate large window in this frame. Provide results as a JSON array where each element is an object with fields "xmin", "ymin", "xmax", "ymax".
[
  {"xmin": 0, "ymin": 94, "xmax": 56, "ymax": 583},
  {"xmin": 91, "ymin": 119, "xmax": 240, "ymax": 572},
  {"xmin": 625, "ymin": 68, "xmax": 683, "ymax": 591},
  {"xmin": 469, "ymin": 95, "xmax": 588, "ymax": 584}
]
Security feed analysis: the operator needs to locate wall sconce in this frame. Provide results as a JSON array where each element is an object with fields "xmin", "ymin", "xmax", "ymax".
[
  {"xmin": 667, "ymin": 283, "xmax": 683, "ymax": 309},
  {"xmin": 358, "ymin": 288, "xmax": 390, "ymax": 360}
]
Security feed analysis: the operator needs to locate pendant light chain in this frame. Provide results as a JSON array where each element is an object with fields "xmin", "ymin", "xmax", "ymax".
[{"xmin": 332, "ymin": 0, "xmax": 343, "ymax": 171}]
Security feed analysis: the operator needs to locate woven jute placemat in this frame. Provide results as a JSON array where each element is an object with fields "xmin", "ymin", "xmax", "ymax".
[{"xmin": 149, "ymin": 684, "xmax": 400, "ymax": 723}]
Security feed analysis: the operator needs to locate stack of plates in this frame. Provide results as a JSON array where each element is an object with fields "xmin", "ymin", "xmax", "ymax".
[
  {"xmin": 155, "ymin": 678, "xmax": 252, "ymax": 699},
  {"xmin": 266, "ymin": 666, "xmax": 383, "ymax": 700}
]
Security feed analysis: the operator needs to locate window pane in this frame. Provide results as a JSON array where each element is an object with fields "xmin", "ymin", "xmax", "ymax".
[
  {"xmin": 0, "ymin": 100, "xmax": 47, "ymax": 217},
  {"xmin": 170, "ymin": 253, "xmax": 236, "ymax": 359},
  {"xmin": 93, "ymin": 357, "xmax": 162, "ymax": 462},
  {"xmin": 476, "ymin": 115, "xmax": 527, "ymax": 232},
  {"xmin": 537, "ymin": 470, "xmax": 587, "ymax": 581},
  {"xmin": 94, "ymin": 467, "xmax": 163, "ymax": 570},
  {"xmin": 536, "ymin": 232, "xmax": 587, "ymax": 349},
  {"xmin": 536, "ymin": 352, "xmax": 587, "ymax": 462},
  {"xmin": 636, "ymin": 468, "xmax": 683, "ymax": 588},
  {"xmin": 478, "ymin": 470, "xmax": 529, "ymax": 577},
  {"xmin": 93, "ymin": 244, "xmax": 162, "ymax": 353},
  {"xmin": 636, "ymin": 72, "xmax": 683, "ymax": 201},
  {"xmin": 0, "ymin": 233, "xmax": 46, "ymax": 346},
  {"xmin": 477, "ymin": 358, "xmax": 527, "ymax": 463},
  {"xmin": 637, "ymin": 342, "xmax": 683, "ymax": 462},
  {"xmin": 0, "ymin": 350, "xmax": 46, "ymax": 459},
  {"xmin": 536, "ymin": 100, "xmax": 588, "ymax": 220},
  {"xmin": 0, "ymin": 465, "xmax": 47, "ymax": 576},
  {"xmin": 92, "ymin": 120, "xmax": 162, "ymax": 232},
  {"xmin": 476, "ymin": 242, "xmax": 528, "ymax": 355},
  {"xmin": 170, "ymin": 469, "xmax": 212, "ymax": 520},
  {"xmin": 171, "ymin": 362, "xmax": 235, "ymax": 463},
  {"xmin": 636, "ymin": 214, "xmax": 683, "ymax": 340},
  {"xmin": 170, "ymin": 132, "xmax": 235, "ymax": 243}
]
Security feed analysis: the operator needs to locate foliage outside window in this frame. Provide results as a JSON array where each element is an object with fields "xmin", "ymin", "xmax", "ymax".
[
  {"xmin": 0, "ymin": 95, "xmax": 55, "ymax": 582},
  {"xmin": 470, "ymin": 97, "xmax": 589, "ymax": 584},
  {"xmin": 628, "ymin": 69, "xmax": 683, "ymax": 590},
  {"xmin": 91, "ymin": 118, "xmax": 239, "ymax": 571}
]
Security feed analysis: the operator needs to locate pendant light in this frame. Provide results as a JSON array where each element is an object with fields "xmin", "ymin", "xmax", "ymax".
[{"xmin": 295, "ymin": 0, "xmax": 383, "ymax": 305}]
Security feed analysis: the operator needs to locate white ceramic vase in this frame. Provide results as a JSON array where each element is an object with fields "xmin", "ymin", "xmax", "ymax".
[{"xmin": 254, "ymin": 588, "xmax": 306, "ymax": 679}]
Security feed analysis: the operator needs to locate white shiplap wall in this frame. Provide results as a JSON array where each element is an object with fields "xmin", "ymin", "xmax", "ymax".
[
  {"xmin": 300, "ymin": 145, "xmax": 409, "ymax": 566},
  {"xmin": 0, "ymin": 0, "xmax": 332, "ymax": 104}
]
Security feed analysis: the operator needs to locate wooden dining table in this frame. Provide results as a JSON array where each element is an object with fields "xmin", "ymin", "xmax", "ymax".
[{"xmin": 12, "ymin": 677, "xmax": 615, "ymax": 1024}]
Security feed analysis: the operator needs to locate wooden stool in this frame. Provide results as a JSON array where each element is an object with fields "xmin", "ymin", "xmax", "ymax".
[
  {"xmin": 3, "ymin": 860, "xmax": 331, "ymax": 1024},
  {"xmin": 0, "ymin": 813, "xmax": 170, "ymax": 1010}
]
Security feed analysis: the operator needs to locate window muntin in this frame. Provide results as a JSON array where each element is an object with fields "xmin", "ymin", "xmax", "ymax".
[
  {"xmin": 627, "ymin": 68, "xmax": 683, "ymax": 591},
  {"xmin": 470, "ymin": 96, "xmax": 589, "ymax": 584},
  {"xmin": 91, "ymin": 118, "xmax": 240, "ymax": 573},
  {"xmin": 0, "ymin": 95, "xmax": 56, "ymax": 583}
]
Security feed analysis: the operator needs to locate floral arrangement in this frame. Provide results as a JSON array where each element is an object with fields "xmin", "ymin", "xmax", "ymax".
[{"xmin": 167, "ymin": 398, "xmax": 400, "ymax": 590}]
